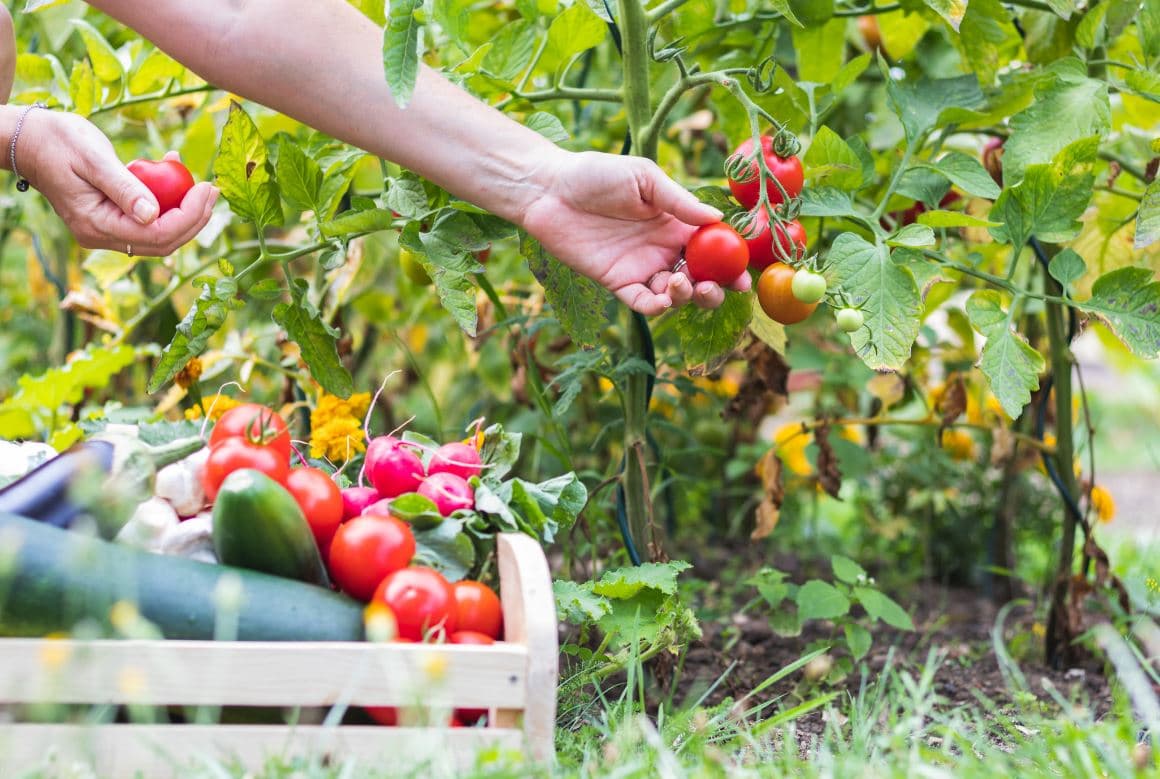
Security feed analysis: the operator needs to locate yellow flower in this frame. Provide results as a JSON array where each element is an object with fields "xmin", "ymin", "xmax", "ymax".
[
  {"xmin": 175, "ymin": 358, "xmax": 203, "ymax": 390},
  {"xmin": 1090, "ymin": 484, "xmax": 1116, "ymax": 524},
  {"xmin": 1031, "ymin": 622, "xmax": 1045, "ymax": 639},
  {"xmin": 598, "ymin": 377, "xmax": 615, "ymax": 394},
  {"xmin": 309, "ymin": 391, "xmax": 372, "ymax": 462},
  {"xmin": 773, "ymin": 423, "xmax": 812, "ymax": 476},
  {"xmin": 940, "ymin": 429, "xmax": 978, "ymax": 462},
  {"xmin": 184, "ymin": 393, "xmax": 242, "ymax": 421},
  {"xmin": 1146, "ymin": 577, "xmax": 1158, "ymax": 594}
]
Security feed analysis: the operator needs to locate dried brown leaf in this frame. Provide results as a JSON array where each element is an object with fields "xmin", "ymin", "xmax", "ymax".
[
  {"xmin": 725, "ymin": 338, "xmax": 790, "ymax": 425},
  {"xmin": 937, "ymin": 372, "xmax": 968, "ymax": 430},
  {"xmin": 814, "ymin": 419, "xmax": 843, "ymax": 499},
  {"xmin": 751, "ymin": 448, "xmax": 784, "ymax": 540}
]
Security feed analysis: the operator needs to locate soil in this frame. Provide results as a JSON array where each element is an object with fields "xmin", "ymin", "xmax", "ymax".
[{"xmin": 566, "ymin": 538, "xmax": 1116, "ymax": 747}]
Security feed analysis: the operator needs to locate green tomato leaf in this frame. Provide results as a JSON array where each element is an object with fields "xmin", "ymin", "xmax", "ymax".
[
  {"xmin": 71, "ymin": 20, "xmax": 123, "ymax": 84},
  {"xmin": 826, "ymin": 233, "xmax": 922, "ymax": 371},
  {"xmin": 1136, "ymin": 178, "xmax": 1160, "ymax": 249},
  {"xmin": 922, "ymin": 0, "xmax": 967, "ymax": 30},
  {"xmin": 482, "ymin": 20, "xmax": 538, "ymax": 81},
  {"xmin": 989, "ymin": 137, "xmax": 1097, "ymax": 246},
  {"xmin": 1002, "ymin": 58, "xmax": 1110, "ymax": 186},
  {"xmin": 917, "ymin": 210, "xmax": 1001, "ymax": 228},
  {"xmin": 956, "ymin": 0, "xmax": 1021, "ymax": 86},
  {"xmin": 793, "ymin": 18, "xmax": 846, "ymax": 83},
  {"xmin": 796, "ymin": 580, "xmax": 851, "ymax": 621},
  {"xmin": 966, "ymin": 290, "xmax": 1044, "ymax": 418},
  {"xmin": 214, "ymin": 102, "xmax": 283, "ymax": 230},
  {"xmin": 886, "ymin": 73, "xmax": 983, "ymax": 145},
  {"xmin": 845, "ymin": 623, "xmax": 873, "ymax": 662},
  {"xmin": 68, "ymin": 59, "xmax": 96, "ymax": 117},
  {"xmin": 543, "ymin": 1, "xmax": 606, "ymax": 73},
  {"xmin": 272, "ymin": 299, "xmax": 354, "ymax": 398},
  {"xmin": 1076, "ymin": 267, "xmax": 1160, "ymax": 359},
  {"xmin": 275, "ymin": 136, "xmax": 323, "ymax": 213},
  {"xmin": 750, "ymin": 295, "xmax": 788, "ymax": 355},
  {"xmin": 383, "ymin": 0, "xmax": 423, "ymax": 108},
  {"xmin": 128, "ymin": 49, "xmax": 184, "ymax": 94},
  {"xmin": 678, "ymin": 291, "xmax": 751, "ymax": 374},
  {"xmin": 922, "ymin": 151, "xmax": 1001, "ymax": 200},
  {"xmin": 383, "ymin": 175, "xmax": 431, "ymax": 220},
  {"xmin": 1048, "ymin": 248, "xmax": 1087, "ymax": 290},
  {"xmin": 797, "ymin": 187, "xmax": 858, "ymax": 218},
  {"xmin": 803, "ymin": 126, "xmax": 864, "ymax": 191},
  {"xmin": 831, "ymin": 555, "xmax": 866, "ymax": 584},
  {"xmin": 887, "ymin": 224, "xmax": 936, "ymax": 248},
  {"xmin": 322, "ymin": 208, "xmax": 397, "ymax": 238},
  {"xmin": 854, "ymin": 587, "xmax": 915, "ymax": 630},
  {"xmin": 148, "ymin": 278, "xmax": 236, "ymax": 393},
  {"xmin": 525, "ymin": 111, "xmax": 571, "ymax": 143},
  {"xmin": 523, "ymin": 234, "xmax": 609, "ymax": 347}
]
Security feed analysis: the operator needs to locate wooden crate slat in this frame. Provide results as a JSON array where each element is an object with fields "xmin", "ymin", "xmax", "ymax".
[
  {"xmin": 0, "ymin": 639, "xmax": 527, "ymax": 707},
  {"xmin": 0, "ymin": 723, "xmax": 524, "ymax": 777}
]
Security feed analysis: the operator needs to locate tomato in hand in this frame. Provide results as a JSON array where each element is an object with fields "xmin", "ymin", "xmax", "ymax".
[
  {"xmin": 683, "ymin": 222, "xmax": 749, "ymax": 286},
  {"xmin": 728, "ymin": 136, "xmax": 804, "ymax": 210},
  {"xmin": 374, "ymin": 567, "xmax": 457, "ymax": 641},
  {"xmin": 201, "ymin": 436, "xmax": 290, "ymax": 502},
  {"xmin": 285, "ymin": 467, "xmax": 344, "ymax": 548},
  {"xmin": 127, "ymin": 158, "xmax": 196, "ymax": 215},
  {"xmin": 328, "ymin": 515, "xmax": 416, "ymax": 601},
  {"xmin": 756, "ymin": 262, "xmax": 818, "ymax": 325},
  {"xmin": 745, "ymin": 208, "xmax": 807, "ymax": 271},
  {"xmin": 452, "ymin": 580, "xmax": 503, "ymax": 639},
  {"xmin": 208, "ymin": 403, "xmax": 292, "ymax": 461}
]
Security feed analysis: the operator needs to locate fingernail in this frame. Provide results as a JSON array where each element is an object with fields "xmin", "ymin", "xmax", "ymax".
[
  {"xmin": 706, "ymin": 206, "xmax": 724, "ymax": 220},
  {"xmin": 132, "ymin": 199, "xmax": 158, "ymax": 225}
]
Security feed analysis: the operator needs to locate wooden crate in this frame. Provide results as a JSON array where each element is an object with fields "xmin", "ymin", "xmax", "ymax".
[{"xmin": 0, "ymin": 533, "xmax": 557, "ymax": 776}]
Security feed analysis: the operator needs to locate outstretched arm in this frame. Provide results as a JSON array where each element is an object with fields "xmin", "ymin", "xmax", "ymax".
[
  {"xmin": 87, "ymin": 0, "xmax": 749, "ymax": 313},
  {"xmin": 1, "ymin": 5, "xmax": 15, "ymax": 103}
]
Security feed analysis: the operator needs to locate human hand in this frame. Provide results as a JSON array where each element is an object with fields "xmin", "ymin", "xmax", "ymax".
[
  {"xmin": 519, "ymin": 150, "xmax": 752, "ymax": 316},
  {"xmin": 14, "ymin": 110, "xmax": 217, "ymax": 256}
]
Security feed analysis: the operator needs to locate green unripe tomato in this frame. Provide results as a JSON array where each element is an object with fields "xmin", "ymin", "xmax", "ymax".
[
  {"xmin": 791, "ymin": 270, "xmax": 827, "ymax": 304},
  {"xmin": 836, "ymin": 308, "xmax": 864, "ymax": 333},
  {"xmin": 399, "ymin": 247, "xmax": 432, "ymax": 286}
]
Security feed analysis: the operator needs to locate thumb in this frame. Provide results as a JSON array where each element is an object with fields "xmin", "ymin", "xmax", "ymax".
[
  {"xmin": 87, "ymin": 154, "xmax": 160, "ymax": 225},
  {"xmin": 644, "ymin": 166, "xmax": 724, "ymax": 226}
]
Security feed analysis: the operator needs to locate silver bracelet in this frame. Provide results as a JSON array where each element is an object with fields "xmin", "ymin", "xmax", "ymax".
[{"xmin": 9, "ymin": 102, "xmax": 47, "ymax": 192}]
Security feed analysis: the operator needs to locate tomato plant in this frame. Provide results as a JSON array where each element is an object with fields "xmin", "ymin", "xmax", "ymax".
[
  {"xmin": 328, "ymin": 515, "xmax": 416, "ymax": 601},
  {"xmin": 683, "ymin": 222, "xmax": 748, "ymax": 286},
  {"xmin": 727, "ymin": 136, "xmax": 804, "ymax": 209},
  {"xmin": 745, "ymin": 210, "xmax": 807, "ymax": 271},
  {"xmin": 126, "ymin": 159, "xmax": 195, "ymax": 215}
]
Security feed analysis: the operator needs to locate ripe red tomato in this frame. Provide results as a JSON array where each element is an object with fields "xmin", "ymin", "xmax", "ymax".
[
  {"xmin": 452, "ymin": 581, "xmax": 503, "ymax": 639},
  {"xmin": 449, "ymin": 630, "xmax": 495, "ymax": 645},
  {"xmin": 684, "ymin": 222, "xmax": 749, "ymax": 285},
  {"xmin": 285, "ymin": 467, "xmax": 344, "ymax": 548},
  {"xmin": 127, "ymin": 159, "xmax": 196, "ymax": 215},
  {"xmin": 208, "ymin": 403, "xmax": 292, "ymax": 461},
  {"xmin": 858, "ymin": 15, "xmax": 882, "ymax": 53},
  {"xmin": 756, "ymin": 262, "xmax": 818, "ymax": 325},
  {"xmin": 328, "ymin": 515, "xmax": 416, "ymax": 601},
  {"xmin": 728, "ymin": 136, "xmax": 804, "ymax": 210},
  {"xmin": 374, "ymin": 567, "xmax": 458, "ymax": 641},
  {"xmin": 745, "ymin": 209, "xmax": 808, "ymax": 271},
  {"xmin": 201, "ymin": 436, "xmax": 290, "ymax": 502}
]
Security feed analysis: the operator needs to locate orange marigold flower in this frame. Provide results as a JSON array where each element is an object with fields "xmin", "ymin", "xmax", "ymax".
[
  {"xmin": 1090, "ymin": 484, "xmax": 1116, "ymax": 524},
  {"xmin": 184, "ymin": 393, "xmax": 242, "ymax": 421},
  {"xmin": 941, "ymin": 429, "xmax": 978, "ymax": 462}
]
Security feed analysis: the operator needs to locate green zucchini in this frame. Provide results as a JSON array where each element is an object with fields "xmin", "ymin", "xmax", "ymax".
[
  {"xmin": 0, "ymin": 513, "xmax": 364, "ymax": 641},
  {"xmin": 212, "ymin": 469, "xmax": 329, "ymax": 586}
]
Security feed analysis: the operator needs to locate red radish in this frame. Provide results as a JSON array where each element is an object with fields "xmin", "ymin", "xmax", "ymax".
[
  {"xmin": 365, "ymin": 436, "xmax": 425, "ymax": 498},
  {"xmin": 362, "ymin": 498, "xmax": 395, "ymax": 517},
  {"xmin": 418, "ymin": 472, "xmax": 474, "ymax": 515},
  {"xmin": 427, "ymin": 442, "xmax": 483, "ymax": 481},
  {"xmin": 342, "ymin": 486, "xmax": 381, "ymax": 521}
]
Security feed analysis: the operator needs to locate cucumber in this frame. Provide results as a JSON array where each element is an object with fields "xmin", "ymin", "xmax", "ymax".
[
  {"xmin": 0, "ymin": 513, "xmax": 364, "ymax": 641},
  {"xmin": 212, "ymin": 469, "xmax": 329, "ymax": 586}
]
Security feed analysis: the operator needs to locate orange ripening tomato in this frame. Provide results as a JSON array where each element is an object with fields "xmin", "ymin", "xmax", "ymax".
[{"xmin": 756, "ymin": 262, "xmax": 818, "ymax": 325}]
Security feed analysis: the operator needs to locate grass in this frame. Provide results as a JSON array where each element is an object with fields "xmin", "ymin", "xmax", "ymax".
[{"xmin": 10, "ymin": 635, "xmax": 1157, "ymax": 779}]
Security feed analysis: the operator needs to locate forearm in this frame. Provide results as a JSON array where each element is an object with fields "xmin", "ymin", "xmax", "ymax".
[
  {"xmin": 87, "ymin": 0, "xmax": 562, "ymax": 225},
  {"xmin": 1, "ymin": 5, "xmax": 15, "ymax": 104}
]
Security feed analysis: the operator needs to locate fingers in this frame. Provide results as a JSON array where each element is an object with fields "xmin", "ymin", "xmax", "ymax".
[
  {"xmin": 85, "ymin": 148, "xmax": 160, "ymax": 226},
  {"xmin": 87, "ymin": 182, "xmax": 219, "ymax": 255},
  {"xmin": 617, "ymin": 283, "xmax": 672, "ymax": 316},
  {"xmin": 692, "ymin": 281, "xmax": 726, "ymax": 309},
  {"xmin": 637, "ymin": 159, "xmax": 724, "ymax": 226}
]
